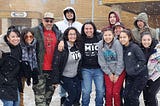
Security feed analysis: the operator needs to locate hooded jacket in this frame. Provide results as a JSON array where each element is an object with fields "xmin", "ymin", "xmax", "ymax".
[
  {"xmin": 101, "ymin": 11, "xmax": 120, "ymax": 31},
  {"xmin": 132, "ymin": 12, "xmax": 157, "ymax": 43},
  {"xmin": 55, "ymin": 7, "xmax": 82, "ymax": 33},
  {"xmin": 98, "ymin": 38, "xmax": 124, "ymax": 76},
  {"xmin": 0, "ymin": 34, "xmax": 22, "ymax": 101}
]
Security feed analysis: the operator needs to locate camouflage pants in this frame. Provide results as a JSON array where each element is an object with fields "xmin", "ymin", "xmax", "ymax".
[{"xmin": 32, "ymin": 73, "xmax": 55, "ymax": 106}]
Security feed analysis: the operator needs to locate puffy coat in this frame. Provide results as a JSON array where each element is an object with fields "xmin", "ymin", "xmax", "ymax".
[{"xmin": 0, "ymin": 35, "xmax": 22, "ymax": 101}]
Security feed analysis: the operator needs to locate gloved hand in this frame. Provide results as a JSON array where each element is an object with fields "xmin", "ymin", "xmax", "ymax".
[{"xmin": 32, "ymin": 68, "xmax": 39, "ymax": 85}]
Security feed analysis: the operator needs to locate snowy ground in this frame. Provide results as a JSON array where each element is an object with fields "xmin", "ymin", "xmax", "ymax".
[{"xmin": 0, "ymin": 83, "xmax": 160, "ymax": 106}]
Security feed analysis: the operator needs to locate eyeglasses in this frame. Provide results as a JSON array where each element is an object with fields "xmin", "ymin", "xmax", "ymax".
[
  {"xmin": 45, "ymin": 19, "xmax": 53, "ymax": 23},
  {"xmin": 25, "ymin": 35, "xmax": 34, "ymax": 39}
]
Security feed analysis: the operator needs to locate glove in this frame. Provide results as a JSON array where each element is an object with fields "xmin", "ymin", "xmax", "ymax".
[
  {"xmin": 32, "ymin": 68, "xmax": 39, "ymax": 85},
  {"xmin": 26, "ymin": 78, "xmax": 31, "ymax": 86}
]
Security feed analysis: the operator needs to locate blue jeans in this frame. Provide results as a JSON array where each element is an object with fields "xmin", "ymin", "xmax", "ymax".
[
  {"xmin": 1, "ymin": 90, "xmax": 20, "ymax": 106},
  {"xmin": 81, "ymin": 68, "xmax": 105, "ymax": 106}
]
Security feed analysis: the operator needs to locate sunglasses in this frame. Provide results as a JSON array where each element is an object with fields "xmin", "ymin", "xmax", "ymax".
[
  {"xmin": 45, "ymin": 19, "xmax": 53, "ymax": 23},
  {"xmin": 25, "ymin": 35, "xmax": 34, "ymax": 39}
]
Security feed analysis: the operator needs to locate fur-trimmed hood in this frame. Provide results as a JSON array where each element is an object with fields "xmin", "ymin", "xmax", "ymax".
[{"xmin": 0, "ymin": 34, "xmax": 10, "ymax": 58}]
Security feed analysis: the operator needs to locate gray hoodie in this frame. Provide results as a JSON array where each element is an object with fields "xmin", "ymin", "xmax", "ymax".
[
  {"xmin": 98, "ymin": 38, "xmax": 124, "ymax": 76},
  {"xmin": 132, "ymin": 12, "xmax": 157, "ymax": 43}
]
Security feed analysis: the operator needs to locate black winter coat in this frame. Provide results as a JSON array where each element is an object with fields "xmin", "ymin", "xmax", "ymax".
[
  {"xmin": 123, "ymin": 42, "xmax": 148, "ymax": 76},
  {"xmin": 0, "ymin": 36, "xmax": 22, "ymax": 101}
]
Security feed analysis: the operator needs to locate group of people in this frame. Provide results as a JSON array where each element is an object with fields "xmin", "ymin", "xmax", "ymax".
[{"xmin": 0, "ymin": 6, "xmax": 159, "ymax": 106}]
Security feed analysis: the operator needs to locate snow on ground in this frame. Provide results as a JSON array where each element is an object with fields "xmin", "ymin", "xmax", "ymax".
[{"xmin": 0, "ymin": 83, "xmax": 160, "ymax": 106}]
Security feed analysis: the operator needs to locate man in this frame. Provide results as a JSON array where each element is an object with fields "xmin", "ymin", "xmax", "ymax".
[
  {"xmin": 32, "ymin": 12, "xmax": 62, "ymax": 106},
  {"xmin": 132, "ymin": 12, "xmax": 157, "ymax": 43},
  {"xmin": 55, "ymin": 6, "xmax": 82, "ymax": 33},
  {"xmin": 55, "ymin": 7, "xmax": 82, "ymax": 106}
]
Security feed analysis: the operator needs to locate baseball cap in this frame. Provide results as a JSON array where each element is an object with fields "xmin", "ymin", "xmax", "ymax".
[
  {"xmin": 113, "ymin": 22, "xmax": 125, "ymax": 30},
  {"xmin": 43, "ymin": 12, "xmax": 54, "ymax": 19}
]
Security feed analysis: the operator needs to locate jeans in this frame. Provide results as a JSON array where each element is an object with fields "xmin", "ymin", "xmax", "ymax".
[
  {"xmin": 61, "ymin": 75, "xmax": 81, "ymax": 106},
  {"xmin": 81, "ymin": 68, "xmax": 105, "ymax": 106},
  {"xmin": 1, "ymin": 90, "xmax": 20, "ymax": 106}
]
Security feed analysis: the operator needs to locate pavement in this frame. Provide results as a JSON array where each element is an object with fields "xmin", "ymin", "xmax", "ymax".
[{"xmin": 0, "ymin": 83, "xmax": 160, "ymax": 106}]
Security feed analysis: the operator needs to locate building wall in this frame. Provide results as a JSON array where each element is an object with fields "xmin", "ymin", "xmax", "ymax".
[{"xmin": 0, "ymin": 0, "xmax": 159, "ymax": 33}]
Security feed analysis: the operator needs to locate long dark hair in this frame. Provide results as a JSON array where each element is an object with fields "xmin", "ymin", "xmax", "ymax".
[
  {"xmin": 21, "ymin": 28, "xmax": 34, "ymax": 43},
  {"xmin": 63, "ymin": 27, "xmax": 82, "ymax": 49},
  {"xmin": 81, "ymin": 21, "xmax": 97, "ymax": 38},
  {"xmin": 121, "ymin": 28, "xmax": 138, "ymax": 44}
]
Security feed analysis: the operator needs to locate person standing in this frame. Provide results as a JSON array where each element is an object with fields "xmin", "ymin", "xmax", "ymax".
[
  {"xmin": 98, "ymin": 28, "xmax": 125, "ymax": 106},
  {"xmin": 55, "ymin": 6, "xmax": 82, "ymax": 33},
  {"xmin": 102, "ymin": 11, "xmax": 120, "ymax": 31},
  {"xmin": 132, "ymin": 12, "xmax": 157, "ymax": 43},
  {"xmin": 0, "ymin": 26, "xmax": 22, "ymax": 106},
  {"xmin": 140, "ymin": 32, "xmax": 160, "ymax": 106},
  {"xmin": 55, "ymin": 6, "xmax": 82, "ymax": 105},
  {"xmin": 119, "ymin": 29, "xmax": 148, "ymax": 106},
  {"xmin": 81, "ymin": 21, "xmax": 105, "ymax": 106},
  {"xmin": 32, "ymin": 12, "xmax": 63, "ymax": 106},
  {"xmin": 52, "ymin": 27, "xmax": 82, "ymax": 106}
]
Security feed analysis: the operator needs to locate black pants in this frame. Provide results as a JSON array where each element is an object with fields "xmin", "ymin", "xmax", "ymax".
[
  {"xmin": 124, "ymin": 71, "xmax": 148, "ymax": 106},
  {"xmin": 61, "ymin": 75, "xmax": 81, "ymax": 106},
  {"xmin": 143, "ymin": 77, "xmax": 160, "ymax": 106}
]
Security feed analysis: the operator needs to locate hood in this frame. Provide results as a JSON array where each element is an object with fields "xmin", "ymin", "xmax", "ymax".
[
  {"xmin": 108, "ymin": 11, "xmax": 120, "ymax": 28},
  {"xmin": 0, "ymin": 34, "xmax": 11, "ymax": 58},
  {"xmin": 63, "ymin": 6, "xmax": 76, "ymax": 22},
  {"xmin": 134, "ymin": 12, "xmax": 148, "ymax": 28}
]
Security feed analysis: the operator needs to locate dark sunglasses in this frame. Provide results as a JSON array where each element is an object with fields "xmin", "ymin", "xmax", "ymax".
[{"xmin": 45, "ymin": 19, "xmax": 53, "ymax": 23}]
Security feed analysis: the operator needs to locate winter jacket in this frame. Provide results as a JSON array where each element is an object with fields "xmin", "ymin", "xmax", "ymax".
[
  {"xmin": 98, "ymin": 38, "xmax": 124, "ymax": 76},
  {"xmin": 32, "ymin": 23, "xmax": 63, "ymax": 74},
  {"xmin": 132, "ymin": 12, "xmax": 157, "ymax": 43},
  {"xmin": 52, "ymin": 41, "xmax": 82, "ymax": 84},
  {"xmin": 140, "ymin": 38, "xmax": 158, "ymax": 61},
  {"xmin": 123, "ymin": 42, "xmax": 147, "ymax": 76},
  {"xmin": 0, "ymin": 35, "xmax": 22, "ymax": 101},
  {"xmin": 55, "ymin": 7, "xmax": 82, "ymax": 33}
]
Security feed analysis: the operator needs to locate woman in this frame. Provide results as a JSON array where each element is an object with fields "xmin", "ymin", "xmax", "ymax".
[
  {"xmin": 98, "ymin": 28, "xmax": 125, "ymax": 106},
  {"xmin": 119, "ymin": 29, "xmax": 148, "ymax": 106},
  {"xmin": 140, "ymin": 31, "xmax": 160, "ymax": 106},
  {"xmin": 0, "ymin": 26, "xmax": 22, "ymax": 106},
  {"xmin": 20, "ymin": 28, "xmax": 39, "ymax": 106},
  {"xmin": 81, "ymin": 21, "xmax": 105, "ymax": 106},
  {"xmin": 52, "ymin": 27, "xmax": 82, "ymax": 106}
]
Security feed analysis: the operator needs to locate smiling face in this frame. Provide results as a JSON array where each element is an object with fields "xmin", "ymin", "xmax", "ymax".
[
  {"xmin": 7, "ymin": 32, "xmax": 20, "ymax": 46},
  {"xmin": 119, "ymin": 32, "xmax": 130, "ymax": 46},
  {"xmin": 68, "ymin": 29, "xmax": 77, "ymax": 45},
  {"xmin": 84, "ymin": 24, "xmax": 94, "ymax": 38},
  {"xmin": 141, "ymin": 34, "xmax": 152, "ymax": 48},
  {"xmin": 137, "ymin": 20, "xmax": 145, "ymax": 29},
  {"xmin": 65, "ymin": 11, "xmax": 74, "ymax": 20},
  {"xmin": 103, "ymin": 30, "xmax": 114, "ymax": 44},
  {"xmin": 24, "ymin": 32, "xmax": 34, "ymax": 44}
]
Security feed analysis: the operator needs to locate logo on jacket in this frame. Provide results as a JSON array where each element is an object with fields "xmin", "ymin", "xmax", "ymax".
[{"xmin": 128, "ymin": 52, "xmax": 132, "ymax": 56}]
